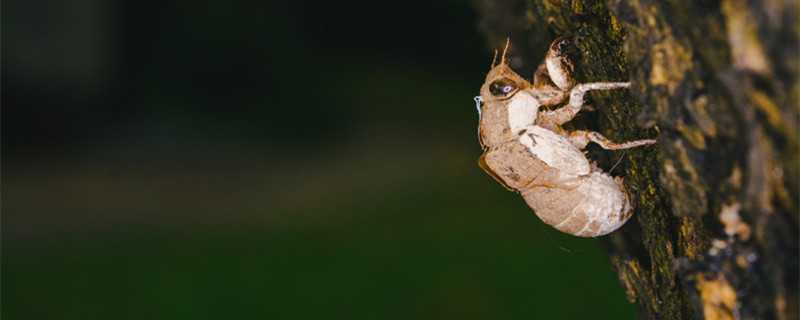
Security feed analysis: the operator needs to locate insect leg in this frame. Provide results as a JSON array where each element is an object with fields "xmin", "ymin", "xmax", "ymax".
[
  {"xmin": 568, "ymin": 82, "xmax": 631, "ymax": 114},
  {"xmin": 568, "ymin": 130, "xmax": 657, "ymax": 150},
  {"xmin": 544, "ymin": 38, "xmax": 576, "ymax": 91},
  {"xmin": 541, "ymin": 82, "xmax": 630, "ymax": 125}
]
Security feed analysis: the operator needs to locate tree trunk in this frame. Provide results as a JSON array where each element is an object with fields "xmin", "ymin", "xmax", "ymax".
[{"xmin": 471, "ymin": 0, "xmax": 799, "ymax": 318}]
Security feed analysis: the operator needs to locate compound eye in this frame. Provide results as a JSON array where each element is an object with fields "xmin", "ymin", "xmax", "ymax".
[{"xmin": 489, "ymin": 79, "xmax": 517, "ymax": 97}]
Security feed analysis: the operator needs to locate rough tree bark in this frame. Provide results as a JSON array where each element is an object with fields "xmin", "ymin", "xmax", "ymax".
[{"xmin": 471, "ymin": 0, "xmax": 798, "ymax": 319}]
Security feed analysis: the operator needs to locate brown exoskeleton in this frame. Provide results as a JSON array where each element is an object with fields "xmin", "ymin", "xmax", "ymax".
[{"xmin": 474, "ymin": 38, "xmax": 657, "ymax": 237}]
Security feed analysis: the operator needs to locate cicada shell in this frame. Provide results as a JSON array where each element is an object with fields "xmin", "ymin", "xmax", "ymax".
[{"xmin": 475, "ymin": 39, "xmax": 656, "ymax": 237}]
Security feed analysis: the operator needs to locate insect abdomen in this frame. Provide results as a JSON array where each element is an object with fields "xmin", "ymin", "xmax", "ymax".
[{"xmin": 521, "ymin": 172, "xmax": 632, "ymax": 237}]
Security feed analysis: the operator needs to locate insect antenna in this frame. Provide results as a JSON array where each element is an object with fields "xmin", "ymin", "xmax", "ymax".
[
  {"xmin": 491, "ymin": 49, "xmax": 498, "ymax": 68},
  {"xmin": 501, "ymin": 38, "xmax": 510, "ymax": 65}
]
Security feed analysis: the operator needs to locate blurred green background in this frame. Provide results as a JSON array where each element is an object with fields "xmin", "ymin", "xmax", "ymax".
[{"xmin": 3, "ymin": 0, "xmax": 637, "ymax": 318}]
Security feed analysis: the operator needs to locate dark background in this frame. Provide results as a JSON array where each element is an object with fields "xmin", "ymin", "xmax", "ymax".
[{"xmin": 3, "ymin": 0, "xmax": 637, "ymax": 318}]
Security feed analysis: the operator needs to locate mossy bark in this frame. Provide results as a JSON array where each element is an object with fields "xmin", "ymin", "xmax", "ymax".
[{"xmin": 472, "ymin": 0, "xmax": 798, "ymax": 318}]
